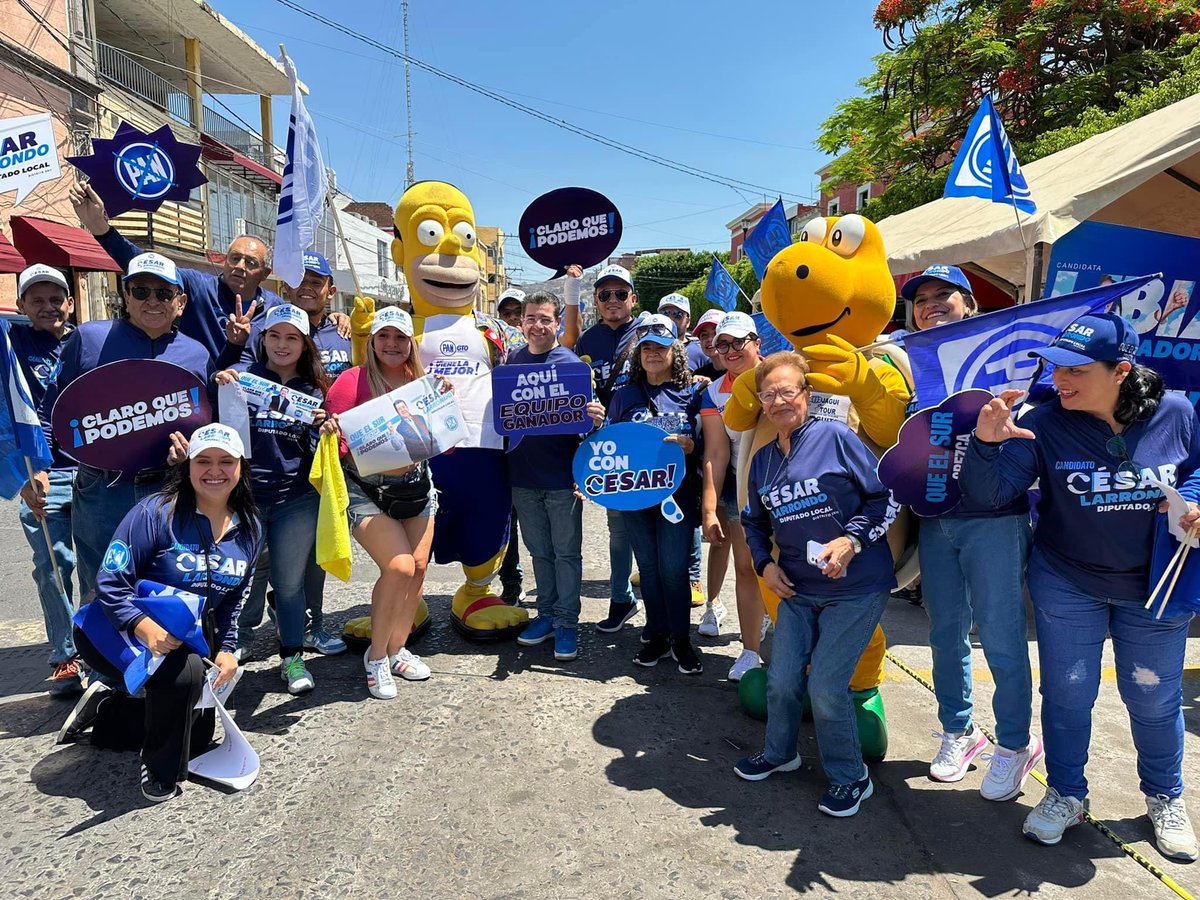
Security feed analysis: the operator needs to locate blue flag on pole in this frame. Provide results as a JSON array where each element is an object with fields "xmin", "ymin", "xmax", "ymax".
[
  {"xmin": 0, "ymin": 320, "xmax": 53, "ymax": 499},
  {"xmin": 275, "ymin": 50, "xmax": 328, "ymax": 289},
  {"xmin": 903, "ymin": 277, "xmax": 1153, "ymax": 409},
  {"xmin": 704, "ymin": 258, "xmax": 740, "ymax": 312},
  {"xmin": 752, "ymin": 312, "xmax": 792, "ymax": 357},
  {"xmin": 943, "ymin": 95, "xmax": 1036, "ymax": 214},
  {"xmin": 743, "ymin": 199, "xmax": 792, "ymax": 280}
]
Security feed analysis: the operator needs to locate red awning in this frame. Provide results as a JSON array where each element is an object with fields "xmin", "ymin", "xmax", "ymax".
[
  {"xmin": 0, "ymin": 230, "xmax": 26, "ymax": 274},
  {"xmin": 10, "ymin": 217, "xmax": 121, "ymax": 272},
  {"xmin": 200, "ymin": 134, "xmax": 282, "ymax": 189}
]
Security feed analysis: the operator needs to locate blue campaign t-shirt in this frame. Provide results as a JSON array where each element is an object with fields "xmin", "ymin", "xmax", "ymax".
[
  {"xmin": 234, "ymin": 362, "xmax": 321, "ymax": 509},
  {"xmin": 505, "ymin": 343, "xmax": 590, "ymax": 492},
  {"xmin": 576, "ymin": 319, "xmax": 635, "ymax": 405},
  {"xmin": 9, "ymin": 322, "xmax": 74, "ymax": 470},
  {"xmin": 743, "ymin": 417, "xmax": 899, "ymax": 597},
  {"xmin": 94, "ymin": 494, "xmax": 263, "ymax": 654},
  {"xmin": 960, "ymin": 392, "xmax": 1200, "ymax": 602}
]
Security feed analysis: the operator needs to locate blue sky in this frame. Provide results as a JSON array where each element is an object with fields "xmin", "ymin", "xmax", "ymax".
[{"xmin": 218, "ymin": 0, "xmax": 888, "ymax": 283}]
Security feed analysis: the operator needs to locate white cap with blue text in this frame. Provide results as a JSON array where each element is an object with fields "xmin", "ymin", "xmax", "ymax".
[
  {"xmin": 188, "ymin": 423, "xmax": 246, "ymax": 459},
  {"xmin": 371, "ymin": 305, "xmax": 415, "ymax": 337},
  {"xmin": 18, "ymin": 264, "xmax": 70, "ymax": 297},
  {"xmin": 123, "ymin": 252, "xmax": 182, "ymax": 288},
  {"xmin": 716, "ymin": 311, "xmax": 756, "ymax": 339},
  {"xmin": 265, "ymin": 303, "xmax": 311, "ymax": 336},
  {"xmin": 658, "ymin": 293, "xmax": 690, "ymax": 315},
  {"xmin": 595, "ymin": 264, "xmax": 633, "ymax": 289}
]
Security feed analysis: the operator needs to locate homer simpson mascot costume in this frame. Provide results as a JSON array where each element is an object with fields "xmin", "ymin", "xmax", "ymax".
[
  {"xmin": 344, "ymin": 181, "xmax": 528, "ymax": 643},
  {"xmin": 725, "ymin": 214, "xmax": 912, "ymax": 760}
]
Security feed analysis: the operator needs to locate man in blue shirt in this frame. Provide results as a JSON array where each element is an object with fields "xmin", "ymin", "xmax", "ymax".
[{"xmin": 657, "ymin": 292, "xmax": 708, "ymax": 371}]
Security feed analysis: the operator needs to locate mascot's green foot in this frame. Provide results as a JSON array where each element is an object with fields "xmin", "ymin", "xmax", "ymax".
[{"xmin": 341, "ymin": 598, "xmax": 431, "ymax": 650}]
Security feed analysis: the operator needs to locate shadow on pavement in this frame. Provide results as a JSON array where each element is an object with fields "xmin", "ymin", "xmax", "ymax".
[{"xmin": 29, "ymin": 744, "xmax": 144, "ymax": 836}]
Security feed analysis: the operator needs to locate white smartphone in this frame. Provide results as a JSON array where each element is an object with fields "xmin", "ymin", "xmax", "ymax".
[{"xmin": 807, "ymin": 540, "xmax": 826, "ymax": 568}]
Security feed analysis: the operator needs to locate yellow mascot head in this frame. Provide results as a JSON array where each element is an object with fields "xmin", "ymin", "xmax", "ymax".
[
  {"xmin": 761, "ymin": 214, "xmax": 895, "ymax": 349},
  {"xmin": 392, "ymin": 181, "xmax": 484, "ymax": 318}
]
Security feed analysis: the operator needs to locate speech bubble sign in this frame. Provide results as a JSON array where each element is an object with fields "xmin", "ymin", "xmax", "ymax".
[
  {"xmin": 51, "ymin": 359, "xmax": 211, "ymax": 473},
  {"xmin": 0, "ymin": 112, "xmax": 62, "ymax": 205},
  {"xmin": 572, "ymin": 422, "xmax": 684, "ymax": 511},
  {"xmin": 492, "ymin": 361, "xmax": 593, "ymax": 450},
  {"xmin": 518, "ymin": 187, "xmax": 622, "ymax": 277},
  {"xmin": 877, "ymin": 389, "xmax": 992, "ymax": 517}
]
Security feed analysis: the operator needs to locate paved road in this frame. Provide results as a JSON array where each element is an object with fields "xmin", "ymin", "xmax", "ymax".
[{"xmin": 2, "ymin": 499, "xmax": 1200, "ymax": 899}]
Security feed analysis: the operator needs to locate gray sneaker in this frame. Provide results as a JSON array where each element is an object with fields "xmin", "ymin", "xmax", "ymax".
[
  {"xmin": 303, "ymin": 629, "xmax": 347, "ymax": 655},
  {"xmin": 1147, "ymin": 794, "xmax": 1199, "ymax": 861},
  {"xmin": 1023, "ymin": 787, "xmax": 1087, "ymax": 845}
]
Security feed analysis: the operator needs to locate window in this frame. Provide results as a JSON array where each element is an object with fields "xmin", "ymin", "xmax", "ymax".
[
  {"xmin": 377, "ymin": 240, "xmax": 388, "ymax": 277},
  {"xmin": 827, "ymin": 198, "xmax": 840, "ymax": 217},
  {"xmin": 856, "ymin": 183, "xmax": 872, "ymax": 211}
]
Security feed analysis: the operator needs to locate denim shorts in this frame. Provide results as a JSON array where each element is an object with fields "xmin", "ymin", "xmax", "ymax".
[{"xmin": 345, "ymin": 467, "xmax": 438, "ymax": 530}]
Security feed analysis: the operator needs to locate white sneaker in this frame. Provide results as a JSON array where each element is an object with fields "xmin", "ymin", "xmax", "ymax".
[
  {"xmin": 390, "ymin": 647, "xmax": 431, "ymax": 681},
  {"xmin": 364, "ymin": 649, "xmax": 396, "ymax": 700},
  {"xmin": 1023, "ymin": 787, "xmax": 1087, "ymax": 845},
  {"xmin": 980, "ymin": 735, "xmax": 1043, "ymax": 801},
  {"xmin": 698, "ymin": 601, "xmax": 727, "ymax": 637},
  {"xmin": 929, "ymin": 726, "xmax": 988, "ymax": 782},
  {"xmin": 760, "ymin": 615, "xmax": 771, "ymax": 643},
  {"xmin": 728, "ymin": 649, "xmax": 761, "ymax": 682},
  {"xmin": 1147, "ymin": 794, "xmax": 1199, "ymax": 861},
  {"xmin": 280, "ymin": 653, "xmax": 315, "ymax": 695}
]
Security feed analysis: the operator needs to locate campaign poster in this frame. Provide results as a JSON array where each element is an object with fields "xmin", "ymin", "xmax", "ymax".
[
  {"xmin": 1047, "ymin": 221, "xmax": 1200, "ymax": 405},
  {"xmin": 491, "ymin": 361, "xmax": 593, "ymax": 449},
  {"xmin": 0, "ymin": 112, "xmax": 61, "ymax": 204},
  {"xmin": 237, "ymin": 371, "xmax": 321, "ymax": 425},
  {"xmin": 50, "ymin": 359, "xmax": 211, "ymax": 472},
  {"xmin": 518, "ymin": 187, "xmax": 622, "ymax": 277},
  {"xmin": 572, "ymin": 422, "xmax": 685, "ymax": 511},
  {"xmin": 338, "ymin": 375, "xmax": 467, "ymax": 476}
]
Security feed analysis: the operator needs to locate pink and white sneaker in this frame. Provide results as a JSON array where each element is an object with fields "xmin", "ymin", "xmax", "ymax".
[
  {"xmin": 981, "ymin": 734, "xmax": 1044, "ymax": 801},
  {"xmin": 929, "ymin": 726, "xmax": 988, "ymax": 782}
]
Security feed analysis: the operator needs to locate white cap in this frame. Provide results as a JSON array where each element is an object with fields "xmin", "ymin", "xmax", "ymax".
[
  {"xmin": 692, "ymin": 309, "xmax": 724, "ymax": 334},
  {"xmin": 371, "ymin": 305, "xmax": 415, "ymax": 337},
  {"xmin": 658, "ymin": 293, "xmax": 690, "ymax": 315},
  {"xmin": 716, "ymin": 311, "xmax": 756, "ymax": 339},
  {"xmin": 497, "ymin": 288, "xmax": 526, "ymax": 308},
  {"xmin": 123, "ymin": 252, "xmax": 182, "ymax": 288},
  {"xmin": 188, "ymin": 423, "xmax": 246, "ymax": 460},
  {"xmin": 594, "ymin": 264, "xmax": 633, "ymax": 289},
  {"xmin": 264, "ymin": 303, "xmax": 311, "ymax": 336},
  {"xmin": 17, "ymin": 264, "xmax": 69, "ymax": 297}
]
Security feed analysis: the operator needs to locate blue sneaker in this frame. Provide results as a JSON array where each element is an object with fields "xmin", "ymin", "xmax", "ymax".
[
  {"xmin": 554, "ymin": 625, "xmax": 578, "ymax": 661},
  {"xmin": 734, "ymin": 751, "xmax": 801, "ymax": 782},
  {"xmin": 517, "ymin": 617, "xmax": 554, "ymax": 646},
  {"xmin": 818, "ymin": 767, "xmax": 874, "ymax": 817}
]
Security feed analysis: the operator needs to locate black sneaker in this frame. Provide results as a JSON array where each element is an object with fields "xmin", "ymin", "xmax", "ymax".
[
  {"xmin": 55, "ymin": 681, "xmax": 111, "ymax": 745},
  {"xmin": 640, "ymin": 624, "xmax": 651, "ymax": 644},
  {"xmin": 140, "ymin": 765, "xmax": 178, "ymax": 803},
  {"xmin": 597, "ymin": 601, "xmax": 639, "ymax": 633},
  {"xmin": 891, "ymin": 584, "xmax": 922, "ymax": 606},
  {"xmin": 818, "ymin": 767, "xmax": 874, "ymax": 817},
  {"xmin": 672, "ymin": 639, "xmax": 703, "ymax": 675},
  {"xmin": 501, "ymin": 584, "xmax": 526, "ymax": 605},
  {"xmin": 633, "ymin": 635, "xmax": 672, "ymax": 667}
]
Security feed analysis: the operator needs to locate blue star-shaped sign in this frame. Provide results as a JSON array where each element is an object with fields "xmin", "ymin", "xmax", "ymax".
[{"xmin": 67, "ymin": 122, "xmax": 207, "ymax": 217}]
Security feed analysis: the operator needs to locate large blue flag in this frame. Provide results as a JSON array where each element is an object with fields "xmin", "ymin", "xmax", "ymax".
[
  {"xmin": 903, "ymin": 277, "xmax": 1154, "ymax": 409},
  {"xmin": 943, "ymin": 95, "xmax": 1036, "ymax": 214},
  {"xmin": 752, "ymin": 312, "xmax": 792, "ymax": 357},
  {"xmin": 0, "ymin": 320, "xmax": 53, "ymax": 499},
  {"xmin": 275, "ymin": 50, "xmax": 327, "ymax": 289},
  {"xmin": 743, "ymin": 199, "xmax": 792, "ymax": 280},
  {"xmin": 704, "ymin": 258, "xmax": 740, "ymax": 312}
]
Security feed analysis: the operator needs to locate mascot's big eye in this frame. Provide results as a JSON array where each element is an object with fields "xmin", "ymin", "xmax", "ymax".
[
  {"xmin": 828, "ymin": 214, "xmax": 867, "ymax": 258},
  {"xmin": 452, "ymin": 222, "xmax": 476, "ymax": 249},
  {"xmin": 415, "ymin": 219, "xmax": 445, "ymax": 247},
  {"xmin": 799, "ymin": 218, "xmax": 828, "ymax": 244}
]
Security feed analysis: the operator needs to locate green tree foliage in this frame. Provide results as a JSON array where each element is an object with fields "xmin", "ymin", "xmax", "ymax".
[
  {"xmin": 679, "ymin": 257, "xmax": 761, "ymax": 317},
  {"xmin": 819, "ymin": 0, "xmax": 1200, "ymax": 218},
  {"xmin": 630, "ymin": 251, "xmax": 716, "ymax": 314}
]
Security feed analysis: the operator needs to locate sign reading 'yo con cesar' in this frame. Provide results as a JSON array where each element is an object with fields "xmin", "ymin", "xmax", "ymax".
[{"xmin": 572, "ymin": 422, "xmax": 684, "ymax": 511}]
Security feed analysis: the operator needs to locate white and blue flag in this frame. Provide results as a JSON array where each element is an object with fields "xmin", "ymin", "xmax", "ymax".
[
  {"xmin": 704, "ymin": 258, "xmax": 740, "ymax": 312},
  {"xmin": 0, "ymin": 320, "xmax": 53, "ymax": 499},
  {"xmin": 275, "ymin": 50, "xmax": 327, "ymax": 289},
  {"xmin": 943, "ymin": 95, "xmax": 1036, "ymax": 215}
]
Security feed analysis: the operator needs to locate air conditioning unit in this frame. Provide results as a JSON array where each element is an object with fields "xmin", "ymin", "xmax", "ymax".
[{"xmin": 234, "ymin": 217, "xmax": 247, "ymax": 237}]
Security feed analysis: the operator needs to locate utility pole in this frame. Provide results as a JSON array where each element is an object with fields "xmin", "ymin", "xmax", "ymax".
[{"xmin": 403, "ymin": 0, "xmax": 414, "ymax": 188}]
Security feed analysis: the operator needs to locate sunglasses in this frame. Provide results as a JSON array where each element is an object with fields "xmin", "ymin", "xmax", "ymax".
[
  {"xmin": 757, "ymin": 384, "xmax": 808, "ymax": 405},
  {"xmin": 598, "ymin": 289, "xmax": 630, "ymax": 302},
  {"xmin": 715, "ymin": 336, "xmax": 756, "ymax": 354},
  {"xmin": 1106, "ymin": 434, "xmax": 1140, "ymax": 480},
  {"xmin": 661, "ymin": 308, "xmax": 688, "ymax": 320},
  {"xmin": 636, "ymin": 323, "xmax": 674, "ymax": 339},
  {"xmin": 128, "ymin": 285, "xmax": 180, "ymax": 302}
]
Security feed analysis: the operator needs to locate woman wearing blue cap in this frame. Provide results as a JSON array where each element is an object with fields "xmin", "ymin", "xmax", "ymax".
[{"xmin": 961, "ymin": 312, "xmax": 1200, "ymax": 860}]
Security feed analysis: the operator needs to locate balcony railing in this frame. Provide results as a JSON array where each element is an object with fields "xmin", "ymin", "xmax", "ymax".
[{"xmin": 95, "ymin": 41, "xmax": 194, "ymax": 126}]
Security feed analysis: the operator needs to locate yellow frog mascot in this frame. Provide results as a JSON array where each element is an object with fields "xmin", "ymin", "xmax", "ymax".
[
  {"xmin": 344, "ymin": 181, "xmax": 528, "ymax": 643},
  {"xmin": 725, "ymin": 214, "xmax": 911, "ymax": 759}
]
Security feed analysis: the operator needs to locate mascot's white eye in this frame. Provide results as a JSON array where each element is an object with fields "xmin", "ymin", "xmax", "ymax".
[
  {"xmin": 827, "ymin": 214, "xmax": 867, "ymax": 258},
  {"xmin": 452, "ymin": 222, "xmax": 476, "ymax": 249},
  {"xmin": 799, "ymin": 218, "xmax": 828, "ymax": 244},
  {"xmin": 416, "ymin": 219, "xmax": 445, "ymax": 247}
]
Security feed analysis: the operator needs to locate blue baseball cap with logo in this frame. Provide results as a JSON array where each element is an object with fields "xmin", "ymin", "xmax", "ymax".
[
  {"xmin": 901, "ymin": 264, "xmax": 973, "ymax": 301},
  {"xmin": 634, "ymin": 313, "xmax": 678, "ymax": 348},
  {"xmin": 303, "ymin": 251, "xmax": 333, "ymax": 278},
  {"xmin": 1028, "ymin": 313, "xmax": 1140, "ymax": 367}
]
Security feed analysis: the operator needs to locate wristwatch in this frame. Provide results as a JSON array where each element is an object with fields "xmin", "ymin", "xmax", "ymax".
[{"xmin": 845, "ymin": 534, "xmax": 863, "ymax": 556}]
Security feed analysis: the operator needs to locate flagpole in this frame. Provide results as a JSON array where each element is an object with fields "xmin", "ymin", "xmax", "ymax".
[
  {"xmin": 23, "ymin": 457, "xmax": 66, "ymax": 597},
  {"xmin": 327, "ymin": 193, "xmax": 364, "ymax": 298},
  {"xmin": 710, "ymin": 252, "xmax": 754, "ymax": 307}
]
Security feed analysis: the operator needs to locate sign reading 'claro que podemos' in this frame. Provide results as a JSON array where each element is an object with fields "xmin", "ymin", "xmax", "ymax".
[
  {"xmin": 572, "ymin": 422, "xmax": 685, "ymax": 511},
  {"xmin": 518, "ymin": 187, "xmax": 622, "ymax": 278},
  {"xmin": 51, "ymin": 360, "xmax": 212, "ymax": 473},
  {"xmin": 491, "ymin": 361, "xmax": 594, "ymax": 450}
]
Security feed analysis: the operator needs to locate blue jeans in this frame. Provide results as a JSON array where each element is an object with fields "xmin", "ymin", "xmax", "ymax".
[
  {"xmin": 919, "ymin": 514, "xmax": 1033, "ymax": 749},
  {"xmin": 607, "ymin": 508, "xmax": 635, "ymax": 606},
  {"xmin": 73, "ymin": 464, "xmax": 165, "ymax": 604},
  {"xmin": 512, "ymin": 487, "xmax": 582, "ymax": 627},
  {"xmin": 1028, "ymin": 550, "xmax": 1191, "ymax": 800},
  {"xmin": 623, "ymin": 509, "xmax": 693, "ymax": 641},
  {"xmin": 765, "ymin": 589, "xmax": 889, "ymax": 786},
  {"xmin": 19, "ymin": 468, "xmax": 78, "ymax": 664},
  {"xmin": 240, "ymin": 492, "xmax": 319, "ymax": 657}
]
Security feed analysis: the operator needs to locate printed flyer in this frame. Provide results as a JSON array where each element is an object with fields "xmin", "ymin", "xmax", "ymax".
[{"xmin": 338, "ymin": 375, "xmax": 467, "ymax": 475}]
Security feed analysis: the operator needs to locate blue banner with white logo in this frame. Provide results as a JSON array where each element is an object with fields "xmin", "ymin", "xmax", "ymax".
[
  {"xmin": 743, "ymin": 199, "xmax": 792, "ymax": 280},
  {"xmin": 704, "ymin": 258, "xmax": 740, "ymax": 312},
  {"xmin": 943, "ymin": 95, "xmax": 1036, "ymax": 214}
]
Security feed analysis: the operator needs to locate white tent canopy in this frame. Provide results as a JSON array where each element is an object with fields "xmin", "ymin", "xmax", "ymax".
[{"xmin": 877, "ymin": 91, "xmax": 1200, "ymax": 295}]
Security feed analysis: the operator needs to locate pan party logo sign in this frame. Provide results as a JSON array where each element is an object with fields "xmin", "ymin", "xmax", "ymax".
[{"xmin": 68, "ymin": 122, "xmax": 207, "ymax": 217}]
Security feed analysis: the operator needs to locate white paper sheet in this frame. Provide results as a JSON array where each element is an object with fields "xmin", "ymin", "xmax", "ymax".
[
  {"xmin": 188, "ymin": 681, "xmax": 259, "ymax": 791},
  {"xmin": 1147, "ymin": 475, "xmax": 1200, "ymax": 547}
]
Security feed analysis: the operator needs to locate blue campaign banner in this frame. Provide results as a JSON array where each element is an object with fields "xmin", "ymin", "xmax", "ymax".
[
  {"xmin": 1047, "ymin": 221, "xmax": 1200, "ymax": 404},
  {"xmin": 572, "ymin": 422, "xmax": 684, "ymax": 511},
  {"xmin": 491, "ymin": 361, "xmax": 594, "ymax": 450}
]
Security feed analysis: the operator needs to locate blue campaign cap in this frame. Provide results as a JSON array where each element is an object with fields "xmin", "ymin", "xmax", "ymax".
[
  {"xmin": 901, "ymin": 264, "xmax": 973, "ymax": 301},
  {"xmin": 1029, "ymin": 313, "xmax": 1140, "ymax": 367},
  {"xmin": 303, "ymin": 251, "xmax": 333, "ymax": 278}
]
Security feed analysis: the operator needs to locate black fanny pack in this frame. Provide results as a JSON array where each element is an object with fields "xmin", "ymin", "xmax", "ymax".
[{"xmin": 347, "ymin": 467, "xmax": 431, "ymax": 520}]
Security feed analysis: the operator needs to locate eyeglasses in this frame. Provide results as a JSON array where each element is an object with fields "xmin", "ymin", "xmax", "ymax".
[
  {"xmin": 715, "ymin": 336, "xmax": 756, "ymax": 354},
  {"xmin": 636, "ymin": 323, "xmax": 674, "ymax": 339},
  {"xmin": 757, "ymin": 384, "xmax": 808, "ymax": 404},
  {"xmin": 1106, "ymin": 434, "xmax": 1140, "ymax": 480},
  {"xmin": 598, "ymin": 289, "xmax": 630, "ymax": 302},
  {"xmin": 226, "ymin": 252, "xmax": 265, "ymax": 271},
  {"xmin": 661, "ymin": 308, "xmax": 688, "ymax": 320},
  {"xmin": 128, "ymin": 285, "xmax": 179, "ymax": 302}
]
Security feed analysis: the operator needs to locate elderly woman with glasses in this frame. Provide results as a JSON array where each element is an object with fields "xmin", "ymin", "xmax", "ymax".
[
  {"xmin": 960, "ymin": 312, "xmax": 1200, "ymax": 861},
  {"xmin": 733, "ymin": 352, "xmax": 898, "ymax": 818}
]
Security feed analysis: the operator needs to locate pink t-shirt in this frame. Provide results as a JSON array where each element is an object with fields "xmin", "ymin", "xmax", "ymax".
[{"xmin": 325, "ymin": 365, "xmax": 375, "ymax": 458}]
